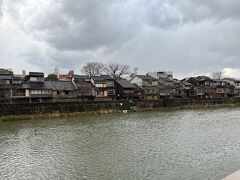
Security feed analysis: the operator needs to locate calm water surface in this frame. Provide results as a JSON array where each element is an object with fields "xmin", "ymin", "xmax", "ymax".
[{"xmin": 1, "ymin": 108, "xmax": 240, "ymax": 180}]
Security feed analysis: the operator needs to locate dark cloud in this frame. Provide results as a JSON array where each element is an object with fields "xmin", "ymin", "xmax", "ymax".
[
  {"xmin": 13, "ymin": 0, "xmax": 143, "ymax": 51},
  {"xmin": 0, "ymin": 0, "xmax": 240, "ymax": 78}
]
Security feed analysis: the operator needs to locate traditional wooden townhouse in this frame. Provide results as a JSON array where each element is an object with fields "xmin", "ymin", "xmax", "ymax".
[
  {"xmin": 44, "ymin": 81, "xmax": 77, "ymax": 100},
  {"xmin": 11, "ymin": 74, "xmax": 30, "ymax": 102},
  {"xmin": 27, "ymin": 72, "xmax": 80, "ymax": 102},
  {"xmin": 184, "ymin": 76, "xmax": 214, "ymax": 98},
  {"xmin": 72, "ymin": 75, "xmax": 96, "ymax": 101},
  {"xmin": 212, "ymin": 79, "xmax": 227, "ymax": 86},
  {"xmin": 115, "ymin": 79, "xmax": 143, "ymax": 100},
  {"xmin": 179, "ymin": 81, "xmax": 197, "ymax": 98},
  {"xmin": 212, "ymin": 79, "xmax": 234, "ymax": 98},
  {"xmin": 148, "ymin": 71, "xmax": 173, "ymax": 80},
  {"xmin": 215, "ymin": 84, "xmax": 235, "ymax": 98},
  {"xmin": 147, "ymin": 71, "xmax": 178, "ymax": 98},
  {"xmin": 0, "ymin": 69, "xmax": 12, "ymax": 101},
  {"xmin": 58, "ymin": 70, "xmax": 75, "ymax": 81},
  {"xmin": 223, "ymin": 78, "xmax": 240, "ymax": 97},
  {"xmin": 90, "ymin": 76, "xmax": 112, "ymax": 101},
  {"xmin": 131, "ymin": 75, "xmax": 159, "ymax": 100},
  {"xmin": 101, "ymin": 75, "xmax": 116, "ymax": 100},
  {"xmin": 28, "ymin": 72, "xmax": 52, "ymax": 102},
  {"xmin": 184, "ymin": 76, "xmax": 234, "ymax": 98},
  {"xmin": 160, "ymin": 78, "xmax": 178, "ymax": 98}
]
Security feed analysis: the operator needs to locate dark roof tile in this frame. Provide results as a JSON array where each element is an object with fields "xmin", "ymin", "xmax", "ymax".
[
  {"xmin": 135, "ymin": 75, "xmax": 157, "ymax": 80},
  {"xmin": 116, "ymin": 80, "xmax": 136, "ymax": 88},
  {"xmin": 91, "ymin": 76, "xmax": 106, "ymax": 81}
]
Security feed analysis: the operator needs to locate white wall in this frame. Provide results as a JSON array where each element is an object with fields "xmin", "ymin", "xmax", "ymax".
[{"xmin": 131, "ymin": 77, "xmax": 143, "ymax": 87}]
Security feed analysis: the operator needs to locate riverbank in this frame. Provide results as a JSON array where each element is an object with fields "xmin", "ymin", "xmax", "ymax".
[{"xmin": 1, "ymin": 100, "xmax": 240, "ymax": 121}]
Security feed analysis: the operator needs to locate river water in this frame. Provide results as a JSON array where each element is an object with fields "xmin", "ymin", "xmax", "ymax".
[{"xmin": 1, "ymin": 108, "xmax": 240, "ymax": 180}]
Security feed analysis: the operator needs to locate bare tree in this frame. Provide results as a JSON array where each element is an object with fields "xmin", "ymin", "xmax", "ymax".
[
  {"xmin": 212, "ymin": 72, "xmax": 223, "ymax": 80},
  {"xmin": 104, "ymin": 63, "xmax": 130, "ymax": 79},
  {"xmin": 82, "ymin": 62, "xmax": 104, "ymax": 77}
]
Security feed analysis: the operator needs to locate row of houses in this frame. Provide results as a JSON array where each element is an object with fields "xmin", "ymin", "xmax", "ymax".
[{"xmin": 0, "ymin": 68, "xmax": 240, "ymax": 103}]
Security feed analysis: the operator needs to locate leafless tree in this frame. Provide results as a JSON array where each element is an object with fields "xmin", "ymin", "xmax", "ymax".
[
  {"xmin": 104, "ymin": 63, "xmax": 130, "ymax": 79},
  {"xmin": 212, "ymin": 72, "xmax": 223, "ymax": 80},
  {"xmin": 82, "ymin": 62, "xmax": 104, "ymax": 77}
]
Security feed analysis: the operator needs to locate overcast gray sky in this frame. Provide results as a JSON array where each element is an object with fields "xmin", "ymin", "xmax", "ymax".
[{"xmin": 0, "ymin": 0, "xmax": 240, "ymax": 78}]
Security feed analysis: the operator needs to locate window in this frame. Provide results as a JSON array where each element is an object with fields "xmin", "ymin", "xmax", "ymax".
[
  {"xmin": 30, "ymin": 77, "xmax": 44, "ymax": 82},
  {"xmin": 205, "ymin": 82, "xmax": 210, "ymax": 86},
  {"xmin": 97, "ymin": 91, "xmax": 103, "ymax": 95},
  {"xmin": 42, "ymin": 90, "xmax": 51, "ymax": 95},
  {"xmin": 30, "ymin": 77, "xmax": 37, "ymax": 82},
  {"xmin": 107, "ymin": 81, "xmax": 114, "ymax": 86},
  {"xmin": 96, "ymin": 83, "xmax": 105, "ymax": 87},
  {"xmin": 31, "ymin": 90, "xmax": 42, "ymax": 95},
  {"xmin": 0, "ymin": 80, "xmax": 10, "ymax": 84},
  {"xmin": 108, "ymin": 89, "xmax": 115, "ymax": 95}
]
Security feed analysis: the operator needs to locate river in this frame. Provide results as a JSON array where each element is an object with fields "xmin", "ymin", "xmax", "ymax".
[{"xmin": 1, "ymin": 108, "xmax": 240, "ymax": 180}]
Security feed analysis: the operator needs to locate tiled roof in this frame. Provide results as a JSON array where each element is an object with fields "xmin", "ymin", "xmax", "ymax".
[
  {"xmin": 91, "ymin": 76, "xmax": 106, "ymax": 81},
  {"xmin": 13, "ymin": 75, "xmax": 22, "ymax": 80},
  {"xmin": 135, "ymin": 75, "xmax": 157, "ymax": 80},
  {"xmin": 12, "ymin": 83, "xmax": 30, "ymax": 89},
  {"xmin": 29, "ymin": 72, "xmax": 44, "ymax": 77},
  {"xmin": 44, "ymin": 81, "xmax": 76, "ymax": 91},
  {"xmin": 116, "ymin": 79, "xmax": 136, "ymax": 88},
  {"xmin": 73, "ymin": 75, "xmax": 90, "ymax": 79},
  {"xmin": 0, "ymin": 84, "xmax": 11, "ymax": 89},
  {"xmin": 101, "ymin": 75, "xmax": 113, "ymax": 80},
  {"xmin": 0, "ymin": 69, "xmax": 11, "ymax": 75},
  {"xmin": 159, "ymin": 77, "xmax": 174, "ymax": 82},
  {"xmin": 197, "ymin": 76, "xmax": 212, "ymax": 81},
  {"xmin": 181, "ymin": 81, "xmax": 193, "ymax": 86},
  {"xmin": 224, "ymin": 78, "xmax": 240, "ymax": 83},
  {"xmin": 0, "ymin": 75, "xmax": 11, "ymax": 80}
]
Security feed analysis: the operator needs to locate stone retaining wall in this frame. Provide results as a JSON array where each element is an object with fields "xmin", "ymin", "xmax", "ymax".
[{"xmin": 1, "ymin": 98, "xmax": 240, "ymax": 117}]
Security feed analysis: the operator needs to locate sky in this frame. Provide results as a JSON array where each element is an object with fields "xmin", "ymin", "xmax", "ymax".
[{"xmin": 0, "ymin": 0, "xmax": 240, "ymax": 79}]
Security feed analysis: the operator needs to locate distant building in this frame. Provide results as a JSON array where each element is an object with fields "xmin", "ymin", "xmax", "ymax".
[
  {"xmin": 29, "ymin": 72, "xmax": 44, "ymax": 83},
  {"xmin": 131, "ymin": 75, "xmax": 159, "ymax": 100},
  {"xmin": 115, "ymin": 79, "xmax": 143, "ymax": 100},
  {"xmin": 59, "ymin": 70, "xmax": 75, "ymax": 81},
  {"xmin": 179, "ymin": 81, "xmax": 196, "ymax": 98},
  {"xmin": 184, "ymin": 76, "xmax": 235, "ymax": 98},
  {"xmin": 45, "ymin": 81, "xmax": 77, "ymax": 99},
  {"xmin": 147, "ymin": 71, "xmax": 180, "ymax": 98},
  {"xmin": 101, "ymin": 75, "xmax": 116, "ymax": 100},
  {"xmin": 72, "ymin": 75, "xmax": 96, "ymax": 101},
  {"xmin": 147, "ymin": 71, "xmax": 173, "ymax": 80},
  {"xmin": 0, "ymin": 69, "xmax": 12, "ymax": 99},
  {"xmin": 22, "ymin": 70, "xmax": 26, "ymax": 77},
  {"xmin": 53, "ymin": 68, "xmax": 60, "ymax": 78},
  {"xmin": 91, "ymin": 76, "xmax": 114, "ymax": 101},
  {"xmin": 223, "ymin": 78, "xmax": 240, "ymax": 97}
]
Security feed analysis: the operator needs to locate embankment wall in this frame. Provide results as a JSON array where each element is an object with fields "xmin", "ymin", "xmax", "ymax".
[{"xmin": 1, "ymin": 98, "xmax": 240, "ymax": 118}]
